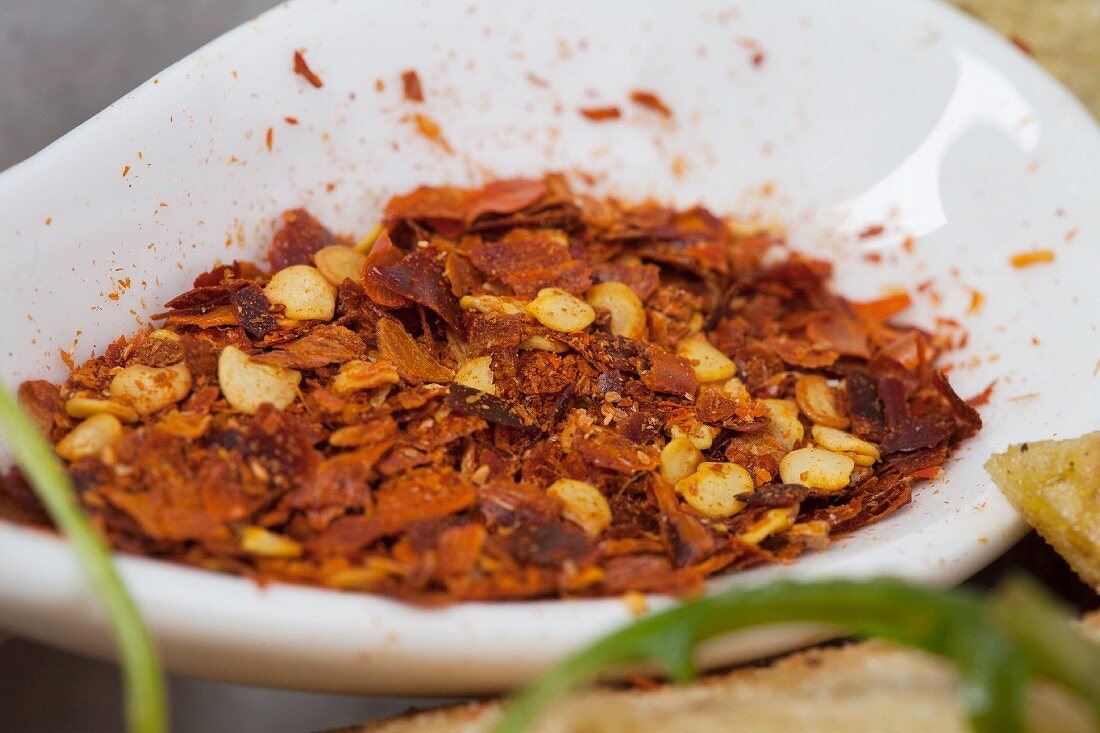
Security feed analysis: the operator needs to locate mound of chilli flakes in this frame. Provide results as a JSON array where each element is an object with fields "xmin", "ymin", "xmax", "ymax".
[{"xmin": 0, "ymin": 176, "xmax": 981, "ymax": 602}]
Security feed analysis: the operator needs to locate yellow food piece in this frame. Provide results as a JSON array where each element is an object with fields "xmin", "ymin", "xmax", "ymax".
[
  {"xmin": 669, "ymin": 421, "xmax": 721, "ymax": 451},
  {"xmin": 780, "ymin": 446, "xmax": 855, "ymax": 492},
  {"xmin": 795, "ymin": 375, "xmax": 850, "ymax": 429},
  {"xmin": 761, "ymin": 398, "xmax": 805, "ymax": 452},
  {"xmin": 986, "ymin": 433, "xmax": 1100, "ymax": 590},
  {"xmin": 721, "ymin": 376, "xmax": 751, "ymax": 401},
  {"xmin": 676, "ymin": 333, "xmax": 736, "ymax": 383},
  {"xmin": 811, "ymin": 425, "xmax": 880, "ymax": 466},
  {"xmin": 454, "ymin": 355, "xmax": 497, "ymax": 395},
  {"xmin": 525, "ymin": 287, "xmax": 596, "ymax": 332},
  {"xmin": 547, "ymin": 478, "xmax": 612, "ymax": 536},
  {"xmin": 314, "ymin": 245, "xmax": 368, "ymax": 286},
  {"xmin": 264, "ymin": 264, "xmax": 337, "ymax": 321},
  {"xmin": 218, "ymin": 345, "xmax": 301, "ymax": 414},
  {"xmin": 109, "ymin": 362, "xmax": 192, "ymax": 416},
  {"xmin": 240, "ymin": 526, "xmax": 303, "ymax": 558},
  {"xmin": 660, "ymin": 437, "xmax": 705, "ymax": 484},
  {"xmin": 519, "ymin": 335, "xmax": 569, "ymax": 353},
  {"xmin": 739, "ymin": 507, "xmax": 798, "ymax": 545},
  {"xmin": 585, "ymin": 281, "xmax": 646, "ymax": 339},
  {"xmin": 354, "ymin": 224, "xmax": 384, "ymax": 253},
  {"xmin": 459, "ymin": 294, "xmax": 526, "ymax": 316},
  {"xmin": 675, "ymin": 462, "xmax": 753, "ymax": 519},
  {"xmin": 64, "ymin": 396, "xmax": 139, "ymax": 424},
  {"xmin": 56, "ymin": 414, "xmax": 123, "ymax": 461}
]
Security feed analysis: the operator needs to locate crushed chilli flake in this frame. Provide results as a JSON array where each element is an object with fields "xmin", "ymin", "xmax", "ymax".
[
  {"xmin": 1010, "ymin": 249, "xmax": 1055, "ymax": 268},
  {"xmin": 293, "ymin": 50, "xmax": 324, "ymax": 89},
  {"xmin": 579, "ymin": 106, "xmax": 622, "ymax": 122},
  {"xmin": 0, "ymin": 175, "xmax": 981, "ymax": 604}
]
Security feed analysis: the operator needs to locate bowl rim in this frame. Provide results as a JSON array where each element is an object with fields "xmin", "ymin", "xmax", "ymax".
[{"xmin": 1, "ymin": 0, "xmax": 1091, "ymax": 695}]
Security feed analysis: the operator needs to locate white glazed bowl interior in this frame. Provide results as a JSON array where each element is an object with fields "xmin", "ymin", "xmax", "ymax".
[{"xmin": 1, "ymin": 0, "xmax": 1098, "ymax": 695}]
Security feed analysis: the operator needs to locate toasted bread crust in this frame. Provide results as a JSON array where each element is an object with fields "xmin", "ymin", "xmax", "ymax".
[{"xmin": 341, "ymin": 630, "xmax": 1098, "ymax": 733}]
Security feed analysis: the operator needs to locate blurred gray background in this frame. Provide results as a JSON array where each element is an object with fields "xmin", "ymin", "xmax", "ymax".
[
  {"xmin": 1, "ymin": 0, "xmax": 270, "ymax": 170},
  {"xmin": 0, "ymin": 2, "xmax": 447, "ymax": 731}
]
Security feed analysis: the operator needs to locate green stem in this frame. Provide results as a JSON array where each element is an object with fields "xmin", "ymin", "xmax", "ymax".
[
  {"xmin": 991, "ymin": 575, "xmax": 1100, "ymax": 721},
  {"xmin": 0, "ymin": 388, "xmax": 167, "ymax": 733},
  {"xmin": 492, "ymin": 579, "xmax": 1079, "ymax": 733}
]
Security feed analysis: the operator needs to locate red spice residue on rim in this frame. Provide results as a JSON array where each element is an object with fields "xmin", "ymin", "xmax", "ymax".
[
  {"xmin": 293, "ymin": 50, "xmax": 324, "ymax": 89},
  {"xmin": 579, "ymin": 106, "xmax": 622, "ymax": 122},
  {"xmin": 401, "ymin": 69, "xmax": 424, "ymax": 102},
  {"xmin": 629, "ymin": 91, "xmax": 673, "ymax": 118},
  {"xmin": 1010, "ymin": 249, "xmax": 1055, "ymax": 268}
]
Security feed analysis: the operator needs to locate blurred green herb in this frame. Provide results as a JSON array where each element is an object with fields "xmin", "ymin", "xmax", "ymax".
[
  {"xmin": 493, "ymin": 576, "xmax": 1100, "ymax": 733},
  {"xmin": 0, "ymin": 388, "xmax": 167, "ymax": 733}
]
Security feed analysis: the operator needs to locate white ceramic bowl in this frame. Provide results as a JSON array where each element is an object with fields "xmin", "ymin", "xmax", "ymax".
[{"xmin": 1, "ymin": 0, "xmax": 1097, "ymax": 695}]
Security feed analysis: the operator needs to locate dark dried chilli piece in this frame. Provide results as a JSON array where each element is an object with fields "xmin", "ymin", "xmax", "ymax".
[
  {"xmin": 376, "ymin": 248, "xmax": 464, "ymax": 330},
  {"xmin": 229, "ymin": 284, "xmax": 278, "ymax": 339},
  {"xmin": 268, "ymin": 208, "xmax": 340, "ymax": 271},
  {"xmin": 506, "ymin": 522, "xmax": 597, "ymax": 567},
  {"xmin": 846, "ymin": 369, "xmax": 888, "ymax": 442},
  {"xmin": 736, "ymin": 483, "xmax": 809, "ymax": 508},
  {"xmin": 447, "ymin": 384, "xmax": 530, "ymax": 429}
]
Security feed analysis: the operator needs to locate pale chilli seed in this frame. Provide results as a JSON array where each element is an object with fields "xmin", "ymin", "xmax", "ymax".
[
  {"xmin": 585, "ymin": 281, "xmax": 646, "ymax": 340},
  {"xmin": 264, "ymin": 264, "xmax": 337, "ymax": 321},
  {"xmin": 660, "ymin": 437, "xmax": 705, "ymax": 484},
  {"xmin": 811, "ymin": 424, "xmax": 881, "ymax": 466},
  {"xmin": 459, "ymin": 294, "xmax": 526, "ymax": 316},
  {"xmin": 218, "ymin": 345, "xmax": 301, "ymax": 414},
  {"xmin": 65, "ymin": 397, "xmax": 139, "ymax": 424},
  {"xmin": 56, "ymin": 414, "xmax": 123, "ymax": 461},
  {"xmin": 676, "ymin": 333, "xmax": 736, "ymax": 383},
  {"xmin": 454, "ymin": 356, "xmax": 497, "ymax": 395},
  {"xmin": 314, "ymin": 245, "xmax": 368, "ymax": 287},
  {"xmin": 525, "ymin": 287, "xmax": 596, "ymax": 332},
  {"xmin": 547, "ymin": 478, "xmax": 612, "ymax": 536},
  {"xmin": 674, "ymin": 462, "xmax": 753, "ymax": 519},
  {"xmin": 239, "ymin": 525, "xmax": 303, "ymax": 558},
  {"xmin": 779, "ymin": 446, "xmax": 855, "ymax": 491},
  {"xmin": 668, "ymin": 421, "xmax": 721, "ymax": 451},
  {"xmin": 795, "ymin": 375, "xmax": 850, "ymax": 429},
  {"xmin": 519, "ymin": 335, "xmax": 569, "ymax": 353},
  {"xmin": 738, "ymin": 506, "xmax": 797, "ymax": 545},
  {"xmin": 761, "ymin": 398, "xmax": 804, "ymax": 451},
  {"xmin": 109, "ymin": 362, "xmax": 192, "ymax": 416}
]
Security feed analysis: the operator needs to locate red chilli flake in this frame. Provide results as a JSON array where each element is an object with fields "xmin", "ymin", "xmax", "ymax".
[
  {"xmin": 293, "ymin": 50, "xmax": 324, "ymax": 89},
  {"xmin": 1010, "ymin": 250, "xmax": 1055, "ymax": 268},
  {"xmin": 284, "ymin": 116, "xmax": 299, "ymax": 125},
  {"xmin": 629, "ymin": 91, "xmax": 673, "ymax": 118},
  {"xmin": 401, "ymin": 69, "xmax": 424, "ymax": 102},
  {"xmin": 858, "ymin": 224, "xmax": 885, "ymax": 239},
  {"xmin": 1010, "ymin": 35, "xmax": 1034, "ymax": 57},
  {"xmin": 966, "ymin": 380, "xmax": 997, "ymax": 408},
  {"xmin": 580, "ymin": 106, "xmax": 622, "ymax": 122},
  {"xmin": 265, "ymin": 127, "xmax": 273, "ymax": 152},
  {"xmin": 411, "ymin": 114, "xmax": 453, "ymax": 154}
]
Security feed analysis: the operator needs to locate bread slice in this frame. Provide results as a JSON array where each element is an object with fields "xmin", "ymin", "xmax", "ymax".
[{"xmin": 339, "ymin": 618, "xmax": 1099, "ymax": 733}]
